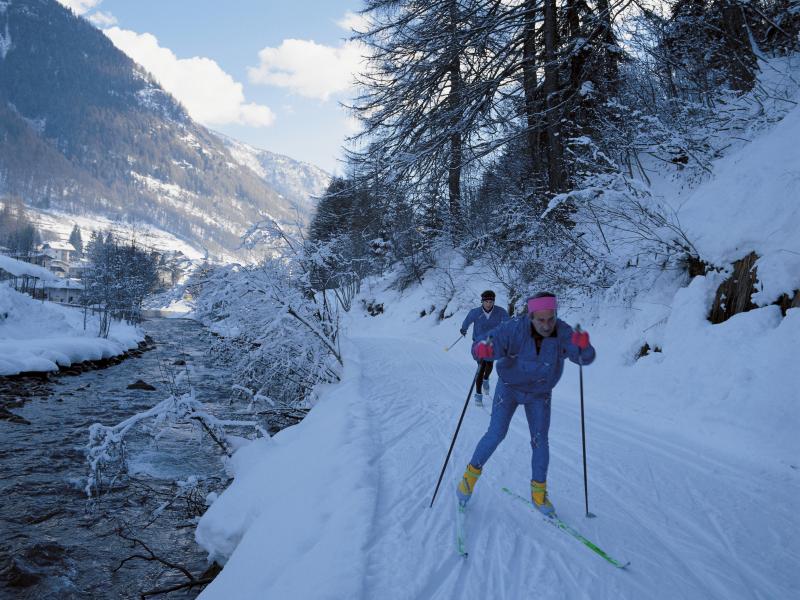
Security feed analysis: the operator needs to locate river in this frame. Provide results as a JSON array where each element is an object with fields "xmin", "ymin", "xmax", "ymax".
[{"xmin": 0, "ymin": 317, "xmax": 236, "ymax": 599}]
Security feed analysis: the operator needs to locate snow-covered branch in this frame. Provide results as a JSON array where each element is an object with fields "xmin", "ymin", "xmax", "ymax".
[{"xmin": 85, "ymin": 388, "xmax": 267, "ymax": 498}]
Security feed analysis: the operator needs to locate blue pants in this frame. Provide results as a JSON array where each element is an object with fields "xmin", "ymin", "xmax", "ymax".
[{"xmin": 469, "ymin": 379, "xmax": 552, "ymax": 482}]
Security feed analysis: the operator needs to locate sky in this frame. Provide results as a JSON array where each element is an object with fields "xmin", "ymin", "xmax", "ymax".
[{"xmin": 56, "ymin": 0, "xmax": 367, "ymax": 174}]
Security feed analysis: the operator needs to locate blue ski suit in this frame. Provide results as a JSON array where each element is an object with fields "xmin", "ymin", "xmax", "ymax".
[
  {"xmin": 469, "ymin": 317, "xmax": 596, "ymax": 482},
  {"xmin": 460, "ymin": 305, "xmax": 509, "ymax": 342}
]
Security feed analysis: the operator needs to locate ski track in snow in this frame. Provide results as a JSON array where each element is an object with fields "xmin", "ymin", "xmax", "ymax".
[{"xmin": 350, "ymin": 334, "xmax": 797, "ymax": 600}]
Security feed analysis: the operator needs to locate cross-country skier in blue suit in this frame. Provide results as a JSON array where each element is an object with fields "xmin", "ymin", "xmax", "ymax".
[
  {"xmin": 460, "ymin": 290, "xmax": 509, "ymax": 406},
  {"xmin": 456, "ymin": 292, "xmax": 595, "ymax": 517}
]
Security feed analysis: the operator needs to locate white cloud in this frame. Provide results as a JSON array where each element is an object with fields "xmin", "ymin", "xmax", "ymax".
[
  {"xmin": 247, "ymin": 38, "xmax": 362, "ymax": 102},
  {"xmin": 336, "ymin": 11, "xmax": 370, "ymax": 33},
  {"xmin": 87, "ymin": 11, "xmax": 117, "ymax": 27},
  {"xmin": 56, "ymin": 0, "xmax": 103, "ymax": 16},
  {"xmin": 104, "ymin": 27, "xmax": 275, "ymax": 128},
  {"xmin": 56, "ymin": 1, "xmax": 118, "ymax": 30}
]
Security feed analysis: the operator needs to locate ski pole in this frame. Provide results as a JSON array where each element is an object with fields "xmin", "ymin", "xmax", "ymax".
[
  {"xmin": 429, "ymin": 362, "xmax": 482, "ymax": 508},
  {"xmin": 444, "ymin": 334, "xmax": 465, "ymax": 352},
  {"xmin": 576, "ymin": 325, "xmax": 595, "ymax": 519}
]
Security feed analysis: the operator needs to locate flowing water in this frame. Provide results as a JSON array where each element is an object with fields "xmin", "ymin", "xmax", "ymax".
[{"xmin": 0, "ymin": 318, "xmax": 236, "ymax": 599}]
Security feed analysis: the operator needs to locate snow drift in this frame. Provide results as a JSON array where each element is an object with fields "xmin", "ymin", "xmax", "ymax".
[{"xmin": 0, "ymin": 284, "xmax": 143, "ymax": 376}]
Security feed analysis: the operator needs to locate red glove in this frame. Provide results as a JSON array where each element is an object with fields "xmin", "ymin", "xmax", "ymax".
[
  {"xmin": 473, "ymin": 341, "xmax": 494, "ymax": 360},
  {"xmin": 571, "ymin": 330, "xmax": 590, "ymax": 349}
]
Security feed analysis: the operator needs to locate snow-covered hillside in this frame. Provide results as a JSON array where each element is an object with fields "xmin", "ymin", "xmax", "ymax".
[
  {"xmin": 661, "ymin": 98, "xmax": 800, "ymax": 307},
  {"xmin": 28, "ymin": 206, "xmax": 207, "ymax": 260},
  {"xmin": 188, "ymin": 64, "xmax": 800, "ymax": 598}
]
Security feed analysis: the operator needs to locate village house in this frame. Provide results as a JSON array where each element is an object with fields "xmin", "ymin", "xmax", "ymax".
[
  {"xmin": 42, "ymin": 278, "xmax": 84, "ymax": 304},
  {"xmin": 41, "ymin": 240, "xmax": 75, "ymax": 263},
  {"xmin": 40, "ymin": 241, "xmax": 77, "ymax": 278},
  {"xmin": 68, "ymin": 259, "xmax": 90, "ymax": 279}
]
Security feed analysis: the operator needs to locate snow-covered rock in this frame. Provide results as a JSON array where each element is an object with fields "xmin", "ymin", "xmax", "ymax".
[{"xmin": 216, "ymin": 132, "xmax": 330, "ymax": 218}]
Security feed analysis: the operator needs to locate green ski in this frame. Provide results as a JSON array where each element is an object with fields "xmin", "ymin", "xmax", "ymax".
[
  {"xmin": 455, "ymin": 498, "xmax": 468, "ymax": 558},
  {"xmin": 502, "ymin": 487, "xmax": 630, "ymax": 569}
]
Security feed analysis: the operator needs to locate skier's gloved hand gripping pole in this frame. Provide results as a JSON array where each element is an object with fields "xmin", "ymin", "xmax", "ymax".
[
  {"xmin": 430, "ymin": 338, "xmax": 493, "ymax": 508},
  {"xmin": 572, "ymin": 324, "xmax": 595, "ymax": 519}
]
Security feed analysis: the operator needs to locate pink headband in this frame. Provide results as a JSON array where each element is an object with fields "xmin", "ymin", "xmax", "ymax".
[{"xmin": 527, "ymin": 296, "xmax": 557, "ymax": 313}]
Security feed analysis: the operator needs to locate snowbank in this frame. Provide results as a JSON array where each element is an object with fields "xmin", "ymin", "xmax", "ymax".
[
  {"xmin": 195, "ymin": 347, "xmax": 377, "ymax": 598},
  {"xmin": 0, "ymin": 254, "xmax": 60, "ymax": 281},
  {"xmin": 668, "ymin": 98, "xmax": 800, "ymax": 306},
  {"xmin": 588, "ymin": 273, "xmax": 799, "ymax": 468},
  {"xmin": 0, "ymin": 284, "xmax": 144, "ymax": 375}
]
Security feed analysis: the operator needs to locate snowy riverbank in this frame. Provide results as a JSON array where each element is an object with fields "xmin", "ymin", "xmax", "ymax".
[{"xmin": 0, "ymin": 284, "xmax": 144, "ymax": 376}]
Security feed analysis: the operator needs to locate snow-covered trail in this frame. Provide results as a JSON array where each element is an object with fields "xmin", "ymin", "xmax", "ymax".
[
  {"xmin": 197, "ymin": 325, "xmax": 798, "ymax": 599},
  {"xmin": 350, "ymin": 333, "xmax": 796, "ymax": 600}
]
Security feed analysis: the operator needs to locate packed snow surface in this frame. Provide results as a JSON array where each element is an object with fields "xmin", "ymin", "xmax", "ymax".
[
  {"xmin": 0, "ymin": 284, "xmax": 143, "ymax": 375},
  {"xmin": 195, "ymin": 274, "xmax": 798, "ymax": 599}
]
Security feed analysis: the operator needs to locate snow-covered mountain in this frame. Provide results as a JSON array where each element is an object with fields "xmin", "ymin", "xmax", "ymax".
[
  {"xmin": 0, "ymin": 0, "xmax": 325, "ymax": 260},
  {"xmin": 215, "ymin": 132, "xmax": 330, "ymax": 220}
]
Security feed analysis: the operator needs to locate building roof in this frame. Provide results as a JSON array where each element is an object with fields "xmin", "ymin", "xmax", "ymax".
[
  {"xmin": 44, "ymin": 278, "xmax": 84, "ymax": 290},
  {"xmin": 0, "ymin": 255, "xmax": 60, "ymax": 282},
  {"xmin": 42, "ymin": 241, "xmax": 77, "ymax": 252}
]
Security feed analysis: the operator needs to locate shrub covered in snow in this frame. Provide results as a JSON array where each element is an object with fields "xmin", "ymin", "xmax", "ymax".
[{"xmin": 192, "ymin": 218, "xmax": 344, "ymax": 422}]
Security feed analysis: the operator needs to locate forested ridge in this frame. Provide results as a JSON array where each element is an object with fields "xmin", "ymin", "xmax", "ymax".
[{"xmin": 0, "ymin": 0, "xmax": 312, "ymax": 259}]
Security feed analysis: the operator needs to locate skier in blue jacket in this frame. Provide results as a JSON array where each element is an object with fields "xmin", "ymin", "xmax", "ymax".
[
  {"xmin": 456, "ymin": 292, "xmax": 595, "ymax": 516},
  {"xmin": 460, "ymin": 290, "xmax": 509, "ymax": 406}
]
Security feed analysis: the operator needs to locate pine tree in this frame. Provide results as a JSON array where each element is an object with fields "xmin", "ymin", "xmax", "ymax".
[
  {"xmin": 663, "ymin": 0, "xmax": 757, "ymax": 100},
  {"xmin": 69, "ymin": 224, "xmax": 83, "ymax": 257},
  {"xmin": 351, "ymin": 0, "xmax": 505, "ymax": 234}
]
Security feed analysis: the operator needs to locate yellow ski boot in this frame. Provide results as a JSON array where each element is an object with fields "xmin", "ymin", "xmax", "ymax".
[
  {"xmin": 456, "ymin": 464, "xmax": 481, "ymax": 506},
  {"xmin": 531, "ymin": 480, "xmax": 556, "ymax": 517}
]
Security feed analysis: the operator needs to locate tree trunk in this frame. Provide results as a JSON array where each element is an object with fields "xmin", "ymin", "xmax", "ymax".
[
  {"xmin": 718, "ymin": 0, "xmax": 756, "ymax": 92},
  {"xmin": 447, "ymin": 0, "xmax": 463, "ymax": 234},
  {"xmin": 522, "ymin": 0, "xmax": 542, "ymax": 181},
  {"xmin": 543, "ymin": 0, "xmax": 565, "ymax": 193},
  {"xmin": 566, "ymin": 0, "xmax": 582, "ymax": 94},
  {"xmin": 595, "ymin": 0, "xmax": 618, "ymax": 90}
]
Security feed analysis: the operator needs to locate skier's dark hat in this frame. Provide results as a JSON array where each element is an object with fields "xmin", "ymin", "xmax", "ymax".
[{"xmin": 480, "ymin": 290, "xmax": 496, "ymax": 301}]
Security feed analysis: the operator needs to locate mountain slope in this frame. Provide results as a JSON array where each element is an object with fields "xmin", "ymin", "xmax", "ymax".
[
  {"xmin": 216, "ymin": 132, "xmax": 330, "ymax": 219},
  {"xmin": 0, "ymin": 0, "xmax": 320, "ymax": 259}
]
